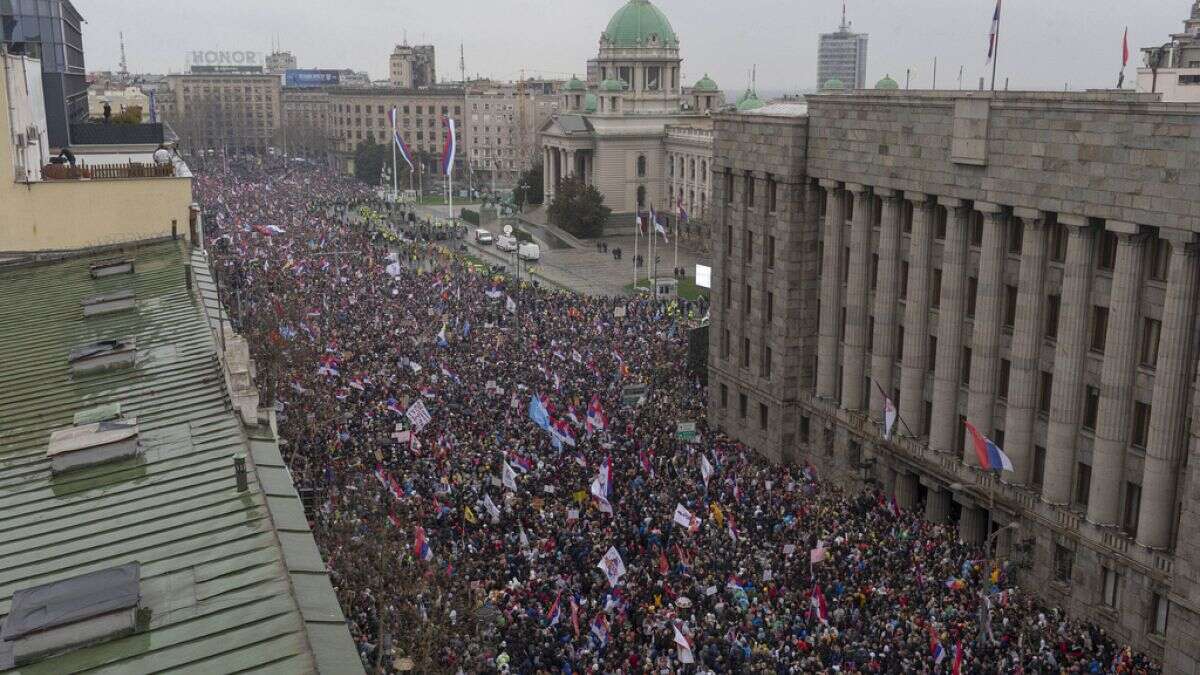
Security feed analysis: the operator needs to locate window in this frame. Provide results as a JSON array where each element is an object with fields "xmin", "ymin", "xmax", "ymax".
[
  {"xmin": 744, "ymin": 284, "xmax": 752, "ymax": 315},
  {"xmin": 739, "ymin": 393, "xmax": 748, "ymax": 418},
  {"xmin": 1050, "ymin": 223, "xmax": 1069, "ymax": 263},
  {"xmin": 745, "ymin": 174, "xmax": 756, "ymax": 208},
  {"xmin": 637, "ymin": 155, "xmax": 647, "ymax": 178},
  {"xmin": 969, "ymin": 212, "xmax": 984, "ymax": 247},
  {"xmin": 767, "ymin": 175, "xmax": 778, "ymax": 212},
  {"xmin": 722, "ymin": 329, "xmax": 730, "ymax": 358},
  {"xmin": 767, "ymin": 236, "xmax": 776, "ymax": 268},
  {"xmin": 1091, "ymin": 306, "xmax": 1109, "ymax": 353},
  {"xmin": 767, "ymin": 292, "xmax": 774, "ymax": 323},
  {"xmin": 899, "ymin": 261, "xmax": 909, "ymax": 300},
  {"xmin": 873, "ymin": 197, "xmax": 884, "ymax": 229},
  {"xmin": 800, "ymin": 415, "xmax": 811, "ymax": 443},
  {"xmin": 742, "ymin": 338, "xmax": 750, "ymax": 367},
  {"xmin": 1141, "ymin": 318, "xmax": 1161, "ymax": 367},
  {"xmin": 760, "ymin": 403, "xmax": 769, "ymax": 430},
  {"xmin": 1103, "ymin": 567, "xmax": 1121, "ymax": 609},
  {"xmin": 725, "ymin": 169, "xmax": 733, "ymax": 204},
  {"xmin": 1084, "ymin": 386, "xmax": 1100, "ymax": 431},
  {"xmin": 1039, "ymin": 371, "xmax": 1053, "ymax": 416},
  {"xmin": 1008, "ymin": 220, "xmax": 1024, "ymax": 254},
  {"xmin": 1075, "ymin": 463, "xmax": 1092, "ymax": 508},
  {"xmin": 1004, "ymin": 285, "xmax": 1018, "ymax": 328},
  {"xmin": 867, "ymin": 317, "xmax": 875, "ymax": 353},
  {"xmin": 934, "ymin": 206, "xmax": 948, "ymax": 240},
  {"xmin": 618, "ymin": 66, "xmax": 632, "ymax": 86},
  {"xmin": 763, "ymin": 346, "xmax": 772, "ymax": 378},
  {"xmin": 843, "ymin": 247, "xmax": 850, "ymax": 283},
  {"xmin": 966, "ymin": 277, "xmax": 978, "ymax": 317},
  {"xmin": 962, "ymin": 347, "xmax": 972, "ymax": 386},
  {"xmin": 1132, "ymin": 402, "xmax": 1151, "ymax": 448},
  {"xmin": 645, "ymin": 66, "xmax": 661, "ymax": 90},
  {"xmin": 1054, "ymin": 545, "xmax": 1074, "ymax": 582},
  {"xmin": 998, "ymin": 359, "xmax": 1011, "ymax": 400},
  {"xmin": 871, "ymin": 254, "xmax": 879, "ymax": 290},
  {"xmin": 1098, "ymin": 231, "xmax": 1119, "ymax": 271},
  {"xmin": 637, "ymin": 185, "xmax": 646, "ymax": 209},
  {"xmin": 846, "ymin": 192, "xmax": 855, "ymax": 222},
  {"xmin": 928, "ymin": 336, "xmax": 938, "ymax": 375},
  {"xmin": 1032, "ymin": 446, "xmax": 1046, "ymax": 488},
  {"xmin": 924, "ymin": 401, "xmax": 934, "ymax": 435},
  {"xmin": 902, "ymin": 201, "xmax": 914, "ymax": 234},
  {"xmin": 726, "ymin": 225, "xmax": 733, "ymax": 254},
  {"xmin": 1149, "ymin": 237, "xmax": 1171, "ymax": 282},
  {"xmin": 1153, "ymin": 593, "xmax": 1170, "ymax": 636},
  {"xmin": 720, "ymin": 384, "xmax": 728, "ymax": 408},
  {"xmin": 745, "ymin": 231, "xmax": 754, "ymax": 263},
  {"xmin": 724, "ymin": 278, "xmax": 732, "ymax": 308},
  {"xmin": 931, "ymin": 269, "xmax": 942, "ymax": 308},
  {"xmin": 1046, "ymin": 295, "xmax": 1061, "ymax": 339},
  {"xmin": 1124, "ymin": 482, "xmax": 1142, "ymax": 536},
  {"xmin": 897, "ymin": 326, "xmax": 905, "ymax": 359}
]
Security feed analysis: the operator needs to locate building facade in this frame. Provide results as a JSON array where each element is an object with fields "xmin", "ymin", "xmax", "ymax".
[
  {"xmin": 265, "ymin": 50, "xmax": 298, "ymax": 75},
  {"xmin": 817, "ymin": 11, "xmax": 868, "ymax": 90},
  {"xmin": 540, "ymin": 0, "xmax": 723, "ymax": 228},
  {"xmin": 160, "ymin": 71, "xmax": 282, "ymax": 154},
  {"xmin": 707, "ymin": 90, "xmax": 1200, "ymax": 671},
  {"xmin": 319, "ymin": 87, "xmax": 464, "ymax": 178},
  {"xmin": 464, "ymin": 79, "xmax": 561, "ymax": 190},
  {"xmin": 1139, "ymin": 1, "xmax": 1200, "ymax": 102},
  {"xmin": 0, "ymin": 0, "xmax": 86, "ymax": 147},
  {"xmin": 389, "ymin": 44, "xmax": 436, "ymax": 88}
]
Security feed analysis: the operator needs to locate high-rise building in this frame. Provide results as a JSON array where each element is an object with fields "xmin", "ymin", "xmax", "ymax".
[
  {"xmin": 816, "ymin": 6, "xmax": 868, "ymax": 90},
  {"xmin": 1137, "ymin": 1, "xmax": 1200, "ymax": 102},
  {"xmin": 708, "ymin": 89, "xmax": 1200, "ymax": 672},
  {"xmin": 265, "ymin": 50, "xmax": 298, "ymax": 75},
  {"xmin": 159, "ymin": 71, "xmax": 282, "ymax": 154},
  {"xmin": 464, "ymin": 79, "xmax": 561, "ymax": 190},
  {"xmin": 0, "ymin": 0, "xmax": 86, "ymax": 147},
  {"xmin": 389, "ymin": 44, "xmax": 436, "ymax": 88}
]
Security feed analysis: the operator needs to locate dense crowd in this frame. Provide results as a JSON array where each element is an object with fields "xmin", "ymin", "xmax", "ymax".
[{"xmin": 196, "ymin": 160, "xmax": 1158, "ymax": 674}]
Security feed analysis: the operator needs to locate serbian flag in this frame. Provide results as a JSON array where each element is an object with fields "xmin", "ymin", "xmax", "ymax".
[
  {"xmin": 598, "ymin": 456, "xmax": 612, "ymax": 497},
  {"xmin": 952, "ymin": 641, "xmax": 963, "ymax": 675},
  {"xmin": 985, "ymin": 0, "xmax": 1001, "ymax": 65},
  {"xmin": 810, "ymin": 583, "xmax": 828, "ymax": 624},
  {"xmin": 965, "ymin": 420, "xmax": 1014, "ymax": 472},
  {"xmin": 441, "ymin": 116, "xmax": 457, "ymax": 176},
  {"xmin": 586, "ymin": 394, "xmax": 608, "ymax": 433},
  {"xmin": 317, "ymin": 353, "xmax": 339, "ymax": 377},
  {"xmin": 546, "ymin": 591, "xmax": 563, "ymax": 627},
  {"xmin": 673, "ymin": 622, "xmax": 695, "ymax": 664},
  {"xmin": 388, "ymin": 476, "xmax": 405, "ymax": 501},
  {"xmin": 931, "ymin": 630, "xmax": 946, "ymax": 665},
  {"xmin": 677, "ymin": 204, "xmax": 688, "ymax": 224},
  {"xmin": 590, "ymin": 612, "xmax": 609, "ymax": 647},
  {"xmin": 390, "ymin": 106, "xmax": 414, "ymax": 170},
  {"xmin": 883, "ymin": 396, "xmax": 898, "ymax": 440},
  {"xmin": 570, "ymin": 595, "xmax": 581, "ymax": 637},
  {"xmin": 413, "ymin": 525, "xmax": 432, "ymax": 561}
]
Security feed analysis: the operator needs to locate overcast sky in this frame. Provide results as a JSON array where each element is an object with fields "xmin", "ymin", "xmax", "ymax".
[{"xmin": 75, "ymin": 0, "xmax": 1189, "ymax": 92}]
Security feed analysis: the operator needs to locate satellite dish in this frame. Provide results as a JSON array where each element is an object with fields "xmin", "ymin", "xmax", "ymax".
[{"xmin": 503, "ymin": 224, "xmax": 513, "ymax": 236}]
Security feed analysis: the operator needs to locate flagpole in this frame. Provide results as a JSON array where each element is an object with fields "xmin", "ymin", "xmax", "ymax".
[
  {"xmin": 391, "ymin": 113, "xmax": 398, "ymax": 200},
  {"xmin": 673, "ymin": 210, "xmax": 679, "ymax": 277},
  {"xmin": 634, "ymin": 213, "xmax": 640, "ymax": 289},
  {"xmin": 990, "ymin": 1, "xmax": 1001, "ymax": 91},
  {"xmin": 871, "ymin": 378, "xmax": 916, "ymax": 440}
]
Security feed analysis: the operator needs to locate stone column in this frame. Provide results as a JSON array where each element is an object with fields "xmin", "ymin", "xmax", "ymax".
[
  {"xmin": 930, "ymin": 199, "xmax": 970, "ymax": 455},
  {"xmin": 841, "ymin": 184, "xmax": 872, "ymax": 411},
  {"xmin": 959, "ymin": 505, "xmax": 987, "ymax": 545},
  {"xmin": 900, "ymin": 195, "xmax": 933, "ymax": 437},
  {"xmin": 1044, "ymin": 216, "xmax": 1096, "ymax": 505},
  {"xmin": 1002, "ymin": 210, "xmax": 1048, "ymax": 485},
  {"xmin": 895, "ymin": 472, "xmax": 919, "ymax": 511},
  {"xmin": 543, "ymin": 147, "xmax": 551, "ymax": 201},
  {"xmin": 926, "ymin": 488, "xmax": 951, "ymax": 523},
  {"xmin": 1088, "ymin": 223, "xmax": 1148, "ymax": 526},
  {"xmin": 816, "ymin": 180, "xmax": 845, "ymax": 400},
  {"xmin": 965, "ymin": 204, "xmax": 1008, "ymax": 466},
  {"xmin": 566, "ymin": 150, "xmax": 576, "ymax": 178},
  {"xmin": 1138, "ymin": 231, "xmax": 1199, "ymax": 548},
  {"xmin": 870, "ymin": 191, "xmax": 902, "ymax": 421}
]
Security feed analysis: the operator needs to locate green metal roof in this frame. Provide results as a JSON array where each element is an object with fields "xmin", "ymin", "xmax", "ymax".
[
  {"xmin": 583, "ymin": 92, "xmax": 599, "ymax": 113},
  {"xmin": 736, "ymin": 88, "xmax": 765, "ymax": 111},
  {"xmin": 602, "ymin": 0, "xmax": 678, "ymax": 48},
  {"xmin": 875, "ymin": 75, "xmax": 899, "ymax": 90},
  {"xmin": 599, "ymin": 78, "xmax": 627, "ymax": 92},
  {"xmin": 822, "ymin": 78, "xmax": 845, "ymax": 90},
  {"xmin": 565, "ymin": 76, "xmax": 586, "ymax": 92},
  {"xmin": 0, "ymin": 241, "xmax": 360, "ymax": 674},
  {"xmin": 693, "ymin": 74, "xmax": 719, "ymax": 92}
]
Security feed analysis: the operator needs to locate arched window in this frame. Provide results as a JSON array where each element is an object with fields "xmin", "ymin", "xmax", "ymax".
[
  {"xmin": 701, "ymin": 160, "xmax": 707, "ymax": 181},
  {"xmin": 668, "ymin": 155, "xmax": 674, "ymax": 178},
  {"xmin": 637, "ymin": 155, "xmax": 647, "ymax": 178},
  {"xmin": 637, "ymin": 185, "xmax": 646, "ymax": 208}
]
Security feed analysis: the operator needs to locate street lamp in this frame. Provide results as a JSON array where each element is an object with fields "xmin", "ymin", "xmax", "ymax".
[
  {"xmin": 986, "ymin": 521, "xmax": 1019, "ymax": 561},
  {"xmin": 518, "ymin": 182, "xmax": 530, "ymax": 215}
]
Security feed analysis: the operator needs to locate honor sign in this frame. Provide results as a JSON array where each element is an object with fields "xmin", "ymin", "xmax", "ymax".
[{"xmin": 188, "ymin": 50, "xmax": 262, "ymax": 67}]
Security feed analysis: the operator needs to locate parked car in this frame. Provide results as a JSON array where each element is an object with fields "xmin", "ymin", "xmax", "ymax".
[
  {"xmin": 518, "ymin": 243, "xmax": 541, "ymax": 261},
  {"xmin": 496, "ymin": 235, "xmax": 519, "ymax": 252},
  {"xmin": 474, "ymin": 229, "xmax": 494, "ymax": 245}
]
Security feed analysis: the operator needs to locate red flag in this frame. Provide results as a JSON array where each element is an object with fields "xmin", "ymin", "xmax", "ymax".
[
  {"xmin": 952, "ymin": 641, "xmax": 963, "ymax": 675},
  {"xmin": 658, "ymin": 549, "xmax": 670, "ymax": 575},
  {"xmin": 1122, "ymin": 27, "xmax": 1129, "ymax": 67}
]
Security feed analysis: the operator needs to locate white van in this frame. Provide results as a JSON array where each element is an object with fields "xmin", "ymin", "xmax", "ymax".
[
  {"xmin": 474, "ymin": 229, "xmax": 494, "ymax": 245},
  {"xmin": 495, "ymin": 235, "xmax": 519, "ymax": 252},
  {"xmin": 518, "ymin": 243, "xmax": 541, "ymax": 261}
]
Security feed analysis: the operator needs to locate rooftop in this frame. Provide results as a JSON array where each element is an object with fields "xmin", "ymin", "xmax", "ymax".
[{"xmin": 0, "ymin": 241, "xmax": 359, "ymax": 673}]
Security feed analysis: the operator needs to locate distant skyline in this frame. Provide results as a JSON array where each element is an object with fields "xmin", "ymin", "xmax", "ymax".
[{"xmin": 75, "ymin": 0, "xmax": 1190, "ymax": 92}]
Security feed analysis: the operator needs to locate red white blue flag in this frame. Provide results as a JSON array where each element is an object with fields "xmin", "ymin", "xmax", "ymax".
[
  {"xmin": 413, "ymin": 525, "xmax": 432, "ymax": 561},
  {"xmin": 985, "ymin": 0, "xmax": 1002, "ymax": 65},
  {"xmin": 390, "ymin": 106, "xmax": 414, "ymax": 170},
  {"xmin": 441, "ymin": 116, "xmax": 457, "ymax": 176},
  {"xmin": 965, "ymin": 420, "xmax": 1014, "ymax": 473}
]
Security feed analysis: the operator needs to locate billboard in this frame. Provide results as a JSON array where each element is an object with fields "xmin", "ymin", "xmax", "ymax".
[
  {"xmin": 188, "ymin": 50, "xmax": 261, "ymax": 67},
  {"xmin": 285, "ymin": 69, "xmax": 341, "ymax": 88},
  {"xmin": 695, "ymin": 264, "xmax": 712, "ymax": 289},
  {"xmin": 190, "ymin": 65, "xmax": 263, "ymax": 74}
]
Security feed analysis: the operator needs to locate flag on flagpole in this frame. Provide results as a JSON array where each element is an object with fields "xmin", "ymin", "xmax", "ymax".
[
  {"xmin": 413, "ymin": 525, "xmax": 432, "ymax": 561},
  {"xmin": 965, "ymin": 420, "xmax": 1014, "ymax": 472},
  {"xmin": 441, "ymin": 116, "xmax": 457, "ymax": 176},
  {"xmin": 546, "ymin": 591, "xmax": 563, "ymax": 627},
  {"xmin": 930, "ymin": 628, "xmax": 947, "ymax": 665},
  {"xmin": 952, "ymin": 641, "xmax": 963, "ymax": 675},
  {"xmin": 502, "ymin": 461, "xmax": 518, "ymax": 492},
  {"xmin": 1118, "ymin": 27, "xmax": 1130, "ymax": 88},
  {"xmin": 673, "ymin": 622, "xmax": 695, "ymax": 664},
  {"xmin": 673, "ymin": 503, "xmax": 701, "ymax": 532},
  {"xmin": 390, "ymin": 106, "xmax": 414, "ymax": 170},
  {"xmin": 484, "ymin": 493, "xmax": 500, "ymax": 521},
  {"xmin": 810, "ymin": 583, "xmax": 828, "ymax": 624},
  {"xmin": 985, "ymin": 0, "xmax": 1002, "ymax": 65},
  {"xmin": 883, "ymin": 396, "xmax": 898, "ymax": 440},
  {"xmin": 436, "ymin": 321, "xmax": 449, "ymax": 347},
  {"xmin": 700, "ymin": 454, "xmax": 714, "ymax": 488},
  {"xmin": 598, "ymin": 546, "xmax": 626, "ymax": 586}
]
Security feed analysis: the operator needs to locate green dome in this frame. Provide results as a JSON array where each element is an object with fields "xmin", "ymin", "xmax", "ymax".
[
  {"xmin": 602, "ymin": 0, "xmax": 678, "ymax": 48},
  {"xmin": 583, "ymin": 93, "xmax": 598, "ymax": 113},
  {"xmin": 875, "ymin": 75, "xmax": 899, "ymax": 90},
  {"xmin": 822, "ymin": 78, "xmax": 845, "ymax": 90},
  {"xmin": 693, "ymin": 73, "xmax": 719, "ymax": 92},
  {"xmin": 566, "ymin": 76, "xmax": 586, "ymax": 91},
  {"xmin": 600, "ymin": 78, "xmax": 627, "ymax": 92},
  {"xmin": 736, "ymin": 89, "xmax": 765, "ymax": 112}
]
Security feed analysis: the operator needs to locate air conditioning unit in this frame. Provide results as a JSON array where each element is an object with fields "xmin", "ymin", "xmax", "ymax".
[{"xmin": 14, "ymin": 133, "xmax": 26, "ymax": 148}]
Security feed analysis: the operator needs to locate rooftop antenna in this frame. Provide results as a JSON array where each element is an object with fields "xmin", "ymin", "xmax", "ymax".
[
  {"xmin": 118, "ymin": 31, "xmax": 128, "ymax": 77},
  {"xmin": 460, "ymin": 42, "xmax": 466, "ymax": 85},
  {"xmin": 841, "ymin": 0, "xmax": 849, "ymax": 30}
]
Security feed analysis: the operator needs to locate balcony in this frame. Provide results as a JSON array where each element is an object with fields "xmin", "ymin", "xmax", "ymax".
[{"xmin": 42, "ymin": 161, "xmax": 177, "ymax": 180}]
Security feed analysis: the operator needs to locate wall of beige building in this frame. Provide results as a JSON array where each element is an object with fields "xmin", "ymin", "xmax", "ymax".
[{"xmin": 707, "ymin": 91, "xmax": 1200, "ymax": 672}]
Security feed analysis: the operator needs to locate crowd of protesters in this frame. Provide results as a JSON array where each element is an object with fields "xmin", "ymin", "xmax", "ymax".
[{"xmin": 195, "ymin": 160, "xmax": 1158, "ymax": 674}]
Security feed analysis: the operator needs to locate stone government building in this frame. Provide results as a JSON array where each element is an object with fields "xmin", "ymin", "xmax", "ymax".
[{"xmin": 707, "ymin": 89, "xmax": 1200, "ymax": 670}]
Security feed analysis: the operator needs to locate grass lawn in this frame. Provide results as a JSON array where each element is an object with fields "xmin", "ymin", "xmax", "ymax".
[
  {"xmin": 624, "ymin": 277, "xmax": 708, "ymax": 301},
  {"xmin": 418, "ymin": 196, "xmax": 482, "ymax": 206}
]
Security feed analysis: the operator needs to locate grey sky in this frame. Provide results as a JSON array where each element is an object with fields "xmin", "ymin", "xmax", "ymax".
[{"xmin": 75, "ymin": 0, "xmax": 1189, "ymax": 92}]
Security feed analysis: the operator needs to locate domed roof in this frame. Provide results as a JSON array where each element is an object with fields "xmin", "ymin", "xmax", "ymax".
[
  {"xmin": 822, "ymin": 78, "xmax": 845, "ymax": 90},
  {"xmin": 600, "ymin": 78, "xmax": 627, "ymax": 92},
  {"xmin": 736, "ymin": 89, "xmax": 765, "ymax": 112},
  {"xmin": 566, "ymin": 76, "xmax": 586, "ymax": 91},
  {"xmin": 583, "ymin": 93, "xmax": 599, "ymax": 113},
  {"xmin": 875, "ymin": 74, "xmax": 899, "ymax": 90},
  {"xmin": 693, "ymin": 74, "xmax": 719, "ymax": 92},
  {"xmin": 602, "ymin": 0, "xmax": 678, "ymax": 48}
]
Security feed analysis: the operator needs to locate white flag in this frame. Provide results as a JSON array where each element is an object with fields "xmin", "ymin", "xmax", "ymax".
[
  {"xmin": 673, "ymin": 622, "xmax": 694, "ymax": 664},
  {"xmin": 673, "ymin": 503, "xmax": 700, "ymax": 532},
  {"xmin": 502, "ymin": 462, "xmax": 518, "ymax": 492},
  {"xmin": 700, "ymin": 455, "xmax": 714, "ymax": 489},
  {"xmin": 519, "ymin": 525, "xmax": 530, "ymax": 549},
  {"xmin": 883, "ymin": 397, "xmax": 898, "ymax": 440},
  {"xmin": 506, "ymin": 295, "xmax": 517, "ymax": 314},
  {"xmin": 590, "ymin": 477, "xmax": 613, "ymax": 514},
  {"xmin": 597, "ymin": 546, "xmax": 626, "ymax": 587},
  {"xmin": 484, "ymin": 493, "xmax": 501, "ymax": 521}
]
